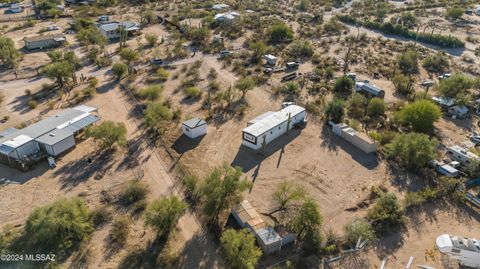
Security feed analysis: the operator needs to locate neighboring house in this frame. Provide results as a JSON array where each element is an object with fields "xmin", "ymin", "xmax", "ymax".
[
  {"xmin": 448, "ymin": 105, "xmax": 469, "ymax": 119},
  {"xmin": 182, "ymin": 118, "xmax": 207, "ymax": 139},
  {"xmin": 0, "ymin": 105, "xmax": 99, "ymax": 169},
  {"xmin": 331, "ymin": 122, "xmax": 377, "ymax": 154},
  {"xmin": 436, "ymin": 234, "xmax": 480, "ymax": 268},
  {"xmin": 355, "ymin": 81, "xmax": 385, "ymax": 98},
  {"xmin": 97, "ymin": 21, "xmax": 140, "ymax": 40},
  {"xmin": 242, "ymin": 105, "xmax": 306, "ymax": 150},
  {"xmin": 231, "ymin": 200, "xmax": 296, "ymax": 254},
  {"xmin": 446, "ymin": 145, "xmax": 480, "ymax": 166},
  {"xmin": 214, "ymin": 11, "xmax": 240, "ymax": 24},
  {"xmin": 23, "ymin": 34, "xmax": 66, "ymax": 50},
  {"xmin": 212, "ymin": 3, "xmax": 229, "ymax": 11}
]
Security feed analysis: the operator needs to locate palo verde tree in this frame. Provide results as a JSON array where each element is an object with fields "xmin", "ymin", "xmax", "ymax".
[
  {"xmin": 198, "ymin": 163, "xmax": 251, "ymax": 228},
  {"xmin": 143, "ymin": 102, "xmax": 173, "ymax": 134},
  {"xmin": 24, "ymin": 197, "xmax": 93, "ymax": 252},
  {"xmin": 269, "ymin": 181, "xmax": 306, "ymax": 216},
  {"xmin": 396, "ymin": 100, "xmax": 441, "ymax": 133},
  {"xmin": 397, "ymin": 50, "xmax": 419, "ymax": 75},
  {"xmin": 119, "ymin": 48, "xmax": 139, "ymax": 65},
  {"xmin": 325, "ymin": 99, "xmax": 345, "ymax": 124},
  {"xmin": 43, "ymin": 61, "xmax": 74, "ymax": 88},
  {"xmin": 138, "ymin": 84, "xmax": 163, "ymax": 102},
  {"xmin": 86, "ymin": 120, "xmax": 127, "ymax": 150},
  {"xmin": 288, "ymin": 199, "xmax": 323, "ymax": 252},
  {"xmin": 144, "ymin": 196, "xmax": 188, "ymax": 238},
  {"xmin": 248, "ymin": 41, "xmax": 266, "ymax": 63},
  {"xmin": 235, "ymin": 77, "xmax": 255, "ymax": 99},
  {"xmin": 344, "ymin": 218, "xmax": 376, "ymax": 245},
  {"xmin": 385, "ymin": 132, "xmax": 438, "ymax": 170},
  {"xmin": 220, "ymin": 229, "xmax": 262, "ymax": 269},
  {"xmin": 0, "ymin": 36, "xmax": 21, "ymax": 69},
  {"xmin": 422, "ymin": 52, "xmax": 450, "ymax": 74},
  {"xmin": 112, "ymin": 63, "xmax": 128, "ymax": 80},
  {"xmin": 333, "ymin": 75, "xmax": 354, "ymax": 93},
  {"xmin": 267, "ymin": 22, "xmax": 294, "ymax": 43},
  {"xmin": 436, "ymin": 74, "xmax": 473, "ymax": 103}
]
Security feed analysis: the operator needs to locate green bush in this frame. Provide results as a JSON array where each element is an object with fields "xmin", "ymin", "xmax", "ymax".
[
  {"xmin": 27, "ymin": 100, "xmax": 38, "ymax": 109},
  {"xmin": 325, "ymin": 99, "xmax": 345, "ymax": 123},
  {"xmin": 396, "ymin": 100, "xmax": 441, "ymax": 133},
  {"xmin": 91, "ymin": 206, "xmax": 112, "ymax": 227},
  {"xmin": 110, "ymin": 216, "xmax": 130, "ymax": 246},
  {"xmin": 139, "ymin": 84, "xmax": 163, "ymax": 101},
  {"xmin": 385, "ymin": 132, "xmax": 437, "ymax": 170},
  {"xmin": 337, "ymin": 15, "xmax": 464, "ymax": 48},
  {"xmin": 367, "ymin": 193, "xmax": 404, "ymax": 234},
  {"xmin": 112, "ymin": 63, "xmax": 128, "ymax": 79},
  {"xmin": 403, "ymin": 192, "xmax": 426, "ymax": 208},
  {"xmin": 184, "ymin": 87, "xmax": 202, "ymax": 98},
  {"xmin": 119, "ymin": 180, "xmax": 149, "ymax": 206},
  {"xmin": 367, "ymin": 98, "xmax": 385, "ymax": 118},
  {"xmin": 333, "ymin": 76, "xmax": 353, "ymax": 93},
  {"xmin": 344, "ymin": 218, "xmax": 376, "ymax": 244}
]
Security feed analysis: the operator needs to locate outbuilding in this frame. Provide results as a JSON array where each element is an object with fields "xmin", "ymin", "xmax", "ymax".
[
  {"xmin": 331, "ymin": 122, "xmax": 377, "ymax": 154},
  {"xmin": 35, "ymin": 128, "xmax": 75, "ymax": 157},
  {"xmin": 97, "ymin": 21, "xmax": 140, "ymax": 40},
  {"xmin": 242, "ymin": 105, "xmax": 306, "ymax": 150},
  {"xmin": 355, "ymin": 81, "xmax": 385, "ymax": 98},
  {"xmin": 182, "ymin": 118, "xmax": 207, "ymax": 139},
  {"xmin": 23, "ymin": 34, "xmax": 66, "ymax": 50},
  {"xmin": 264, "ymin": 54, "xmax": 277, "ymax": 65}
]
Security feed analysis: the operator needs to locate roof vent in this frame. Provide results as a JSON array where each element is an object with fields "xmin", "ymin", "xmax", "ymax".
[{"xmin": 49, "ymin": 133, "xmax": 55, "ymax": 137}]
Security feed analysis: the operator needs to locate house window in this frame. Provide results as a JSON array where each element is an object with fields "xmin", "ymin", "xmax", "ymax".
[
  {"xmin": 270, "ymin": 131, "xmax": 273, "ymax": 134},
  {"xmin": 186, "ymin": 128, "xmax": 190, "ymax": 132},
  {"xmin": 278, "ymin": 126, "xmax": 281, "ymax": 130}
]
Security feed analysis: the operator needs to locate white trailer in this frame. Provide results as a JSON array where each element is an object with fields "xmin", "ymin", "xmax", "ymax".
[
  {"xmin": 182, "ymin": 118, "xmax": 207, "ymax": 139},
  {"xmin": 436, "ymin": 234, "xmax": 480, "ymax": 268},
  {"xmin": 242, "ymin": 105, "xmax": 306, "ymax": 150}
]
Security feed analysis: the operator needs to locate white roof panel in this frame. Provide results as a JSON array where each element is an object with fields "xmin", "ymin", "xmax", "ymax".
[
  {"xmin": 243, "ymin": 105, "xmax": 305, "ymax": 137},
  {"xmin": 3, "ymin": 135, "xmax": 34, "ymax": 148}
]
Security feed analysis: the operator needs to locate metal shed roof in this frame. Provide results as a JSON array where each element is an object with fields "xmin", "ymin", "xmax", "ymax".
[
  {"xmin": 35, "ymin": 128, "xmax": 73, "ymax": 146},
  {"xmin": 0, "ymin": 127, "xmax": 18, "ymax": 138},
  {"xmin": 59, "ymin": 114, "xmax": 100, "ymax": 133},
  {"xmin": 3, "ymin": 135, "xmax": 33, "ymax": 148},
  {"xmin": 243, "ymin": 105, "xmax": 305, "ymax": 137},
  {"xmin": 255, "ymin": 227, "xmax": 282, "ymax": 245},
  {"xmin": 98, "ymin": 21, "xmax": 138, "ymax": 32},
  {"xmin": 182, "ymin": 118, "xmax": 206, "ymax": 129},
  {"xmin": 0, "ymin": 106, "xmax": 98, "ymax": 147}
]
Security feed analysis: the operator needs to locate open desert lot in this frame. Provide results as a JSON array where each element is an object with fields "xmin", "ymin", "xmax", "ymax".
[{"xmin": 2, "ymin": 0, "xmax": 480, "ymax": 268}]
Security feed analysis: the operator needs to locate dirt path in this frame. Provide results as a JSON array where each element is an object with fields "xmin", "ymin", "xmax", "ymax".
[{"xmin": 90, "ymin": 84, "xmax": 221, "ymax": 269}]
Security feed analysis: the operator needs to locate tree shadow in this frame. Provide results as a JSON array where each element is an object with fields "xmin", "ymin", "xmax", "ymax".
[
  {"xmin": 118, "ymin": 235, "xmax": 169, "ymax": 269},
  {"xmin": 231, "ymin": 128, "xmax": 303, "ymax": 173},
  {"xmin": 96, "ymin": 79, "xmax": 118, "ymax": 94},
  {"xmin": 176, "ymin": 232, "xmax": 221, "ymax": 269},
  {"xmin": 54, "ymin": 148, "xmax": 116, "ymax": 190}
]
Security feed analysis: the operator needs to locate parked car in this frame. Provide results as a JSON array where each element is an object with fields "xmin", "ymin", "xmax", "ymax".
[
  {"xmin": 438, "ymin": 73, "xmax": 452, "ymax": 80},
  {"xmin": 470, "ymin": 132, "xmax": 480, "ymax": 144},
  {"xmin": 150, "ymin": 58, "xmax": 164, "ymax": 65},
  {"xmin": 46, "ymin": 25, "xmax": 60, "ymax": 31},
  {"xmin": 219, "ymin": 50, "xmax": 231, "ymax": 58},
  {"xmin": 281, "ymin": 102, "xmax": 294, "ymax": 108}
]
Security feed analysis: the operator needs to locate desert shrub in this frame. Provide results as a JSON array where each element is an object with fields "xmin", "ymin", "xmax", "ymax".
[
  {"xmin": 144, "ymin": 103, "xmax": 173, "ymax": 133},
  {"xmin": 325, "ymin": 99, "xmax": 345, "ymax": 123},
  {"xmin": 267, "ymin": 22, "xmax": 293, "ymax": 43},
  {"xmin": 220, "ymin": 229, "xmax": 262, "ymax": 269},
  {"xmin": 367, "ymin": 98, "xmax": 385, "ymax": 118},
  {"xmin": 112, "ymin": 63, "xmax": 128, "ymax": 79},
  {"xmin": 348, "ymin": 93, "xmax": 367, "ymax": 119},
  {"xmin": 436, "ymin": 74, "xmax": 473, "ymax": 101},
  {"xmin": 333, "ymin": 76, "xmax": 353, "ymax": 93},
  {"xmin": 184, "ymin": 87, "xmax": 202, "ymax": 98},
  {"xmin": 367, "ymin": 193, "xmax": 404, "ymax": 234},
  {"xmin": 286, "ymin": 40, "xmax": 314, "ymax": 60},
  {"xmin": 337, "ymin": 15, "xmax": 464, "ymax": 48},
  {"xmin": 27, "ymin": 100, "xmax": 38, "ymax": 109},
  {"xmin": 91, "ymin": 206, "xmax": 112, "ymax": 227},
  {"xmin": 344, "ymin": 218, "xmax": 375, "ymax": 244},
  {"xmin": 422, "ymin": 52, "xmax": 450, "ymax": 73},
  {"xmin": 397, "ymin": 50, "xmax": 418, "ymax": 75},
  {"xmin": 139, "ymin": 84, "xmax": 163, "ymax": 101},
  {"xmin": 403, "ymin": 192, "xmax": 426, "ymax": 209},
  {"xmin": 82, "ymin": 87, "xmax": 95, "ymax": 97},
  {"xmin": 110, "ymin": 216, "xmax": 130, "ymax": 246},
  {"xmin": 392, "ymin": 73, "xmax": 414, "ymax": 96},
  {"xmin": 155, "ymin": 68, "xmax": 170, "ymax": 81},
  {"xmin": 119, "ymin": 180, "xmax": 149, "ymax": 206},
  {"xmin": 145, "ymin": 34, "xmax": 158, "ymax": 46},
  {"xmin": 144, "ymin": 196, "xmax": 187, "ymax": 237}
]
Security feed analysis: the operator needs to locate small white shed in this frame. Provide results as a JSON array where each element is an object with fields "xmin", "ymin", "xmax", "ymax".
[
  {"xmin": 182, "ymin": 118, "xmax": 207, "ymax": 139},
  {"xmin": 264, "ymin": 54, "xmax": 277, "ymax": 65}
]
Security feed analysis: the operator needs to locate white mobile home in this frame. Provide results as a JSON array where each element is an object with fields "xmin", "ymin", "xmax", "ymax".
[
  {"xmin": 182, "ymin": 118, "xmax": 207, "ymax": 139},
  {"xmin": 23, "ymin": 34, "xmax": 66, "ymax": 50},
  {"xmin": 446, "ymin": 145, "xmax": 480, "ymax": 166},
  {"xmin": 436, "ymin": 234, "xmax": 480, "ymax": 268},
  {"xmin": 97, "ymin": 21, "xmax": 140, "ymax": 40},
  {"xmin": 242, "ymin": 105, "xmax": 306, "ymax": 150}
]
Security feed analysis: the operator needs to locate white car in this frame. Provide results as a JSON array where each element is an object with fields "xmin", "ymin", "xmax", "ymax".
[
  {"xmin": 438, "ymin": 73, "xmax": 452, "ymax": 80},
  {"xmin": 46, "ymin": 25, "xmax": 60, "ymax": 31}
]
